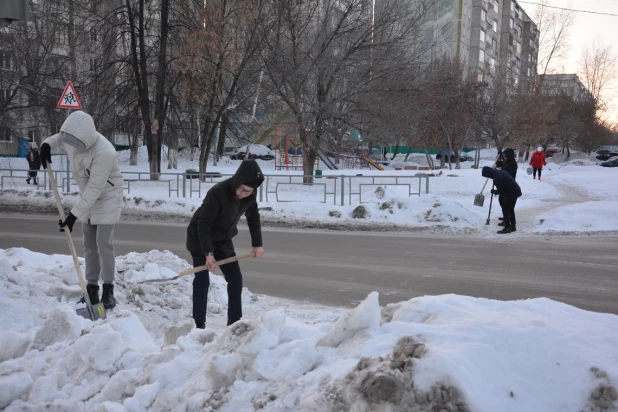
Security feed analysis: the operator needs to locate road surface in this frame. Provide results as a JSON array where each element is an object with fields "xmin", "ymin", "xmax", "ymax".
[{"xmin": 1, "ymin": 214, "xmax": 616, "ymax": 314}]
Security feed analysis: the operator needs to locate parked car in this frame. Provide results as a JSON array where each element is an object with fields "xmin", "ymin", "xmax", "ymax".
[
  {"xmin": 545, "ymin": 147, "xmax": 559, "ymax": 157},
  {"xmin": 223, "ymin": 146, "xmax": 240, "ymax": 159},
  {"xmin": 596, "ymin": 150, "xmax": 618, "ymax": 161},
  {"xmin": 235, "ymin": 144, "xmax": 275, "ymax": 161},
  {"xmin": 436, "ymin": 149, "xmax": 472, "ymax": 162},
  {"xmin": 599, "ymin": 157, "xmax": 618, "ymax": 167}
]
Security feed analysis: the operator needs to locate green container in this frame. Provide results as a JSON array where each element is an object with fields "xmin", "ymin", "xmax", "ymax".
[{"xmin": 315, "ymin": 169, "xmax": 322, "ymax": 178}]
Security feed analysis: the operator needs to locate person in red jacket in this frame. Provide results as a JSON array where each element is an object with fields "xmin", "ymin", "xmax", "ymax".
[{"xmin": 529, "ymin": 146, "xmax": 546, "ymax": 180}]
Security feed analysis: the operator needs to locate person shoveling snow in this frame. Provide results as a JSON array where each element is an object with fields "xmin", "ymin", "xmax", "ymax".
[
  {"xmin": 482, "ymin": 166, "xmax": 522, "ymax": 234},
  {"xmin": 186, "ymin": 159, "xmax": 266, "ymax": 329},
  {"xmin": 40, "ymin": 111, "xmax": 124, "ymax": 311}
]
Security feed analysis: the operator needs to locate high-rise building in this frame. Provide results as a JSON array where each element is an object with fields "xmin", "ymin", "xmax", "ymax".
[{"xmin": 426, "ymin": 0, "xmax": 538, "ymax": 86}]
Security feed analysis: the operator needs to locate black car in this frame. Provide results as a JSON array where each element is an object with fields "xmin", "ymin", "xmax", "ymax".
[
  {"xmin": 600, "ymin": 158, "xmax": 618, "ymax": 167},
  {"xmin": 596, "ymin": 150, "xmax": 618, "ymax": 161}
]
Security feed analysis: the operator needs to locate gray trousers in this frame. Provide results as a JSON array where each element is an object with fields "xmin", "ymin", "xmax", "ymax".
[{"xmin": 82, "ymin": 222, "xmax": 116, "ymax": 285}]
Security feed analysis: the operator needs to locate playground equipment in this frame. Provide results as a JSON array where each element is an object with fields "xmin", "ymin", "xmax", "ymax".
[
  {"xmin": 361, "ymin": 155, "xmax": 384, "ymax": 171},
  {"xmin": 317, "ymin": 149, "xmax": 338, "ymax": 170}
]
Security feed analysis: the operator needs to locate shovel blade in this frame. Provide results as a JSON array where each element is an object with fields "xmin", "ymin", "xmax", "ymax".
[
  {"xmin": 473, "ymin": 193, "xmax": 485, "ymax": 207},
  {"xmin": 76, "ymin": 303, "xmax": 106, "ymax": 321}
]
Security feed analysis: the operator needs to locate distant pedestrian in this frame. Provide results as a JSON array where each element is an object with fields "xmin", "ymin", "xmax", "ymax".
[
  {"xmin": 529, "ymin": 147, "xmax": 546, "ymax": 180},
  {"xmin": 26, "ymin": 143, "xmax": 41, "ymax": 185}
]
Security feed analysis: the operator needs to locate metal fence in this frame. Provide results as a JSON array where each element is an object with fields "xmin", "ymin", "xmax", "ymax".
[{"xmin": 1, "ymin": 168, "xmax": 430, "ymax": 206}]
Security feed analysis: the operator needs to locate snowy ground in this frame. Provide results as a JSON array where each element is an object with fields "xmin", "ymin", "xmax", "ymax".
[
  {"xmin": 1, "ymin": 247, "xmax": 617, "ymax": 412},
  {"xmin": 1, "ymin": 147, "xmax": 617, "ymax": 238}
]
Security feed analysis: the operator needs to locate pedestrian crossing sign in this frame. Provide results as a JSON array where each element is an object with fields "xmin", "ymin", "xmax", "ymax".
[{"xmin": 57, "ymin": 81, "xmax": 82, "ymax": 109}]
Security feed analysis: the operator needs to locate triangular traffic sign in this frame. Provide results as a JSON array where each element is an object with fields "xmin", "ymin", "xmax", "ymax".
[{"xmin": 57, "ymin": 81, "xmax": 82, "ymax": 109}]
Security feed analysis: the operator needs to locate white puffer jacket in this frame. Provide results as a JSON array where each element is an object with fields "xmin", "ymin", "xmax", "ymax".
[{"xmin": 43, "ymin": 111, "xmax": 124, "ymax": 225}]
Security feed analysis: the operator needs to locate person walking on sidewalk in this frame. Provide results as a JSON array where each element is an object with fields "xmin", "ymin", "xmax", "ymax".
[
  {"xmin": 482, "ymin": 166, "xmax": 522, "ymax": 234},
  {"xmin": 26, "ymin": 143, "xmax": 41, "ymax": 185},
  {"xmin": 186, "ymin": 160, "xmax": 266, "ymax": 329},
  {"xmin": 39, "ymin": 111, "xmax": 124, "ymax": 310},
  {"xmin": 529, "ymin": 147, "xmax": 546, "ymax": 180}
]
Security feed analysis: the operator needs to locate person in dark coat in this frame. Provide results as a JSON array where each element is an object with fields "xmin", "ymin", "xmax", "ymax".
[
  {"xmin": 186, "ymin": 160, "xmax": 265, "ymax": 328},
  {"xmin": 26, "ymin": 143, "xmax": 41, "ymax": 185},
  {"xmin": 495, "ymin": 148, "xmax": 518, "ymax": 226},
  {"xmin": 482, "ymin": 166, "xmax": 522, "ymax": 234}
]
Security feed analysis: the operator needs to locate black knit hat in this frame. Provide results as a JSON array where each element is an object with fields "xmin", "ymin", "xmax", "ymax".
[{"xmin": 244, "ymin": 180, "xmax": 261, "ymax": 189}]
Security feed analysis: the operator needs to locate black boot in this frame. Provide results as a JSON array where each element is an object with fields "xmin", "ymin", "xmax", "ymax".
[
  {"xmin": 86, "ymin": 284, "xmax": 100, "ymax": 304},
  {"xmin": 101, "ymin": 283, "xmax": 117, "ymax": 310},
  {"xmin": 195, "ymin": 322, "xmax": 205, "ymax": 329},
  {"xmin": 498, "ymin": 221, "xmax": 505, "ymax": 226},
  {"xmin": 33, "ymin": 178, "xmax": 38, "ymax": 185},
  {"xmin": 498, "ymin": 217, "xmax": 504, "ymax": 221},
  {"xmin": 26, "ymin": 178, "xmax": 31, "ymax": 184},
  {"xmin": 511, "ymin": 224, "xmax": 516, "ymax": 232},
  {"xmin": 497, "ymin": 226, "xmax": 512, "ymax": 234}
]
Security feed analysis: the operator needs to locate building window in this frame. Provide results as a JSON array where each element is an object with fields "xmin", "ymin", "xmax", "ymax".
[
  {"xmin": 527, "ymin": 67, "xmax": 531, "ymax": 77},
  {"xmin": 90, "ymin": 28, "xmax": 98, "ymax": 42},
  {"xmin": 0, "ymin": 127, "xmax": 11, "ymax": 142},
  {"xmin": 480, "ymin": 29, "xmax": 486, "ymax": 45},
  {"xmin": 479, "ymin": 49, "xmax": 485, "ymax": 63},
  {"xmin": 493, "ymin": 19, "xmax": 498, "ymax": 32},
  {"xmin": 510, "ymin": 18, "xmax": 514, "ymax": 29},
  {"xmin": 492, "ymin": 38, "xmax": 498, "ymax": 54},
  {"xmin": 517, "ymin": 25, "xmax": 522, "ymax": 38},
  {"xmin": 516, "ymin": 42, "xmax": 521, "ymax": 53},
  {"xmin": 490, "ymin": 57, "xmax": 496, "ymax": 72},
  {"xmin": 511, "ymin": 1, "xmax": 516, "ymax": 12},
  {"xmin": 481, "ymin": 9, "xmax": 486, "ymax": 22},
  {"xmin": 55, "ymin": 25, "xmax": 69, "ymax": 46},
  {"xmin": 0, "ymin": 51, "xmax": 11, "ymax": 70},
  {"xmin": 0, "ymin": 88, "xmax": 11, "ymax": 104},
  {"xmin": 90, "ymin": 58, "xmax": 99, "ymax": 72}
]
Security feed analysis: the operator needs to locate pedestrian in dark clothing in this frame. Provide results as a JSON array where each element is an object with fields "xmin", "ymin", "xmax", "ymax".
[
  {"xmin": 495, "ymin": 148, "xmax": 518, "ymax": 226},
  {"xmin": 186, "ymin": 160, "xmax": 265, "ymax": 328},
  {"xmin": 482, "ymin": 166, "xmax": 522, "ymax": 234},
  {"xmin": 26, "ymin": 143, "xmax": 41, "ymax": 185}
]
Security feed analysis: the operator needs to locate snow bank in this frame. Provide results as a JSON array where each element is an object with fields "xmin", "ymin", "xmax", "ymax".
[{"xmin": 1, "ymin": 248, "xmax": 617, "ymax": 411}]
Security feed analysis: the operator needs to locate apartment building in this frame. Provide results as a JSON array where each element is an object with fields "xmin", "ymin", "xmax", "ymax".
[
  {"xmin": 427, "ymin": 0, "xmax": 539, "ymax": 86},
  {"xmin": 540, "ymin": 74, "xmax": 592, "ymax": 101}
]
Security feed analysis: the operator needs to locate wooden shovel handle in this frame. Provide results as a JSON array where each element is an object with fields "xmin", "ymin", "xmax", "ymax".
[
  {"xmin": 47, "ymin": 165, "xmax": 89, "ymax": 295},
  {"xmin": 479, "ymin": 153, "xmax": 502, "ymax": 194},
  {"xmin": 178, "ymin": 252, "xmax": 257, "ymax": 277}
]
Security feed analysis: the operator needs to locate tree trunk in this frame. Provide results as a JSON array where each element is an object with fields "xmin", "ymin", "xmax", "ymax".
[
  {"xmin": 129, "ymin": 119, "xmax": 139, "ymax": 166},
  {"xmin": 199, "ymin": 117, "xmax": 211, "ymax": 177},
  {"xmin": 390, "ymin": 143, "xmax": 400, "ymax": 161},
  {"xmin": 216, "ymin": 113, "xmax": 229, "ymax": 162},
  {"xmin": 404, "ymin": 145, "xmax": 413, "ymax": 162}
]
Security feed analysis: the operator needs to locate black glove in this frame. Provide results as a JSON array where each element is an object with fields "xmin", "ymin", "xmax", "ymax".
[
  {"xmin": 490, "ymin": 189, "xmax": 499, "ymax": 195},
  {"xmin": 40, "ymin": 143, "xmax": 52, "ymax": 169},
  {"xmin": 59, "ymin": 213, "xmax": 77, "ymax": 233}
]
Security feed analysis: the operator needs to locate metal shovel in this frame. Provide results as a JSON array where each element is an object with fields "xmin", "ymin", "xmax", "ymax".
[
  {"xmin": 139, "ymin": 252, "xmax": 257, "ymax": 283},
  {"xmin": 474, "ymin": 178, "xmax": 489, "ymax": 207},
  {"xmin": 46, "ymin": 164, "xmax": 106, "ymax": 321}
]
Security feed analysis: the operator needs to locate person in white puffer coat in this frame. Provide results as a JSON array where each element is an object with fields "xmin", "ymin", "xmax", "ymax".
[{"xmin": 40, "ymin": 111, "xmax": 124, "ymax": 310}]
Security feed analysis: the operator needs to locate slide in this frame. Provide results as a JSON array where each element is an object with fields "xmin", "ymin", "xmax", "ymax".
[
  {"xmin": 317, "ymin": 149, "xmax": 338, "ymax": 170},
  {"xmin": 361, "ymin": 155, "xmax": 384, "ymax": 171}
]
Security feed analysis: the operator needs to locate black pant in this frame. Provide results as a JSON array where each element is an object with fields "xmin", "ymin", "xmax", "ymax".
[
  {"xmin": 191, "ymin": 239, "xmax": 243, "ymax": 326},
  {"xmin": 501, "ymin": 197, "xmax": 517, "ymax": 228},
  {"xmin": 533, "ymin": 167, "xmax": 542, "ymax": 178}
]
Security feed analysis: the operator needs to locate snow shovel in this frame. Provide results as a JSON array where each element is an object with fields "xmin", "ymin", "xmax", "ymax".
[
  {"xmin": 474, "ymin": 178, "xmax": 489, "ymax": 207},
  {"xmin": 140, "ymin": 252, "xmax": 257, "ymax": 283},
  {"xmin": 46, "ymin": 164, "xmax": 106, "ymax": 321}
]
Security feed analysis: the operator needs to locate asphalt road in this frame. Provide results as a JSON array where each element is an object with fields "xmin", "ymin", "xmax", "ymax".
[{"xmin": 1, "ymin": 214, "xmax": 617, "ymax": 314}]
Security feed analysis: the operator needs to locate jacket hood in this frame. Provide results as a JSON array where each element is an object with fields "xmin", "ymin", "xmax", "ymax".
[
  {"xmin": 60, "ymin": 111, "xmax": 98, "ymax": 151},
  {"xmin": 231, "ymin": 160, "xmax": 264, "ymax": 191},
  {"xmin": 503, "ymin": 148, "xmax": 516, "ymax": 160},
  {"xmin": 482, "ymin": 166, "xmax": 496, "ymax": 179}
]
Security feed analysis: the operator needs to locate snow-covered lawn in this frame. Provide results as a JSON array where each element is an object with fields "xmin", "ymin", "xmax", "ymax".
[
  {"xmin": 1, "ymin": 247, "xmax": 617, "ymax": 411},
  {"xmin": 2, "ymin": 148, "xmax": 617, "ymax": 237}
]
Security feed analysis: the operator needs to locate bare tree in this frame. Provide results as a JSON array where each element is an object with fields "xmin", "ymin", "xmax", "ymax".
[
  {"xmin": 534, "ymin": 0, "xmax": 574, "ymax": 79},
  {"xmin": 262, "ymin": 0, "xmax": 432, "ymax": 181},
  {"xmin": 579, "ymin": 38, "xmax": 617, "ymax": 107}
]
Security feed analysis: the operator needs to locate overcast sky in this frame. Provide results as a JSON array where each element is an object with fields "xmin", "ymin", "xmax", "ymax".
[{"xmin": 522, "ymin": 0, "xmax": 618, "ymax": 123}]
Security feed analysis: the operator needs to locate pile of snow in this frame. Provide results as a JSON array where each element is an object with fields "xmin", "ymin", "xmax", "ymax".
[{"xmin": 2, "ymin": 248, "xmax": 618, "ymax": 411}]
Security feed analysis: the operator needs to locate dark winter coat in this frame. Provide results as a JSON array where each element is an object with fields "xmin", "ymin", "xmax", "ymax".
[
  {"xmin": 498, "ymin": 148, "xmax": 517, "ymax": 179},
  {"xmin": 482, "ymin": 166, "xmax": 522, "ymax": 199},
  {"xmin": 26, "ymin": 150, "xmax": 41, "ymax": 170},
  {"xmin": 186, "ymin": 160, "xmax": 265, "ymax": 256}
]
